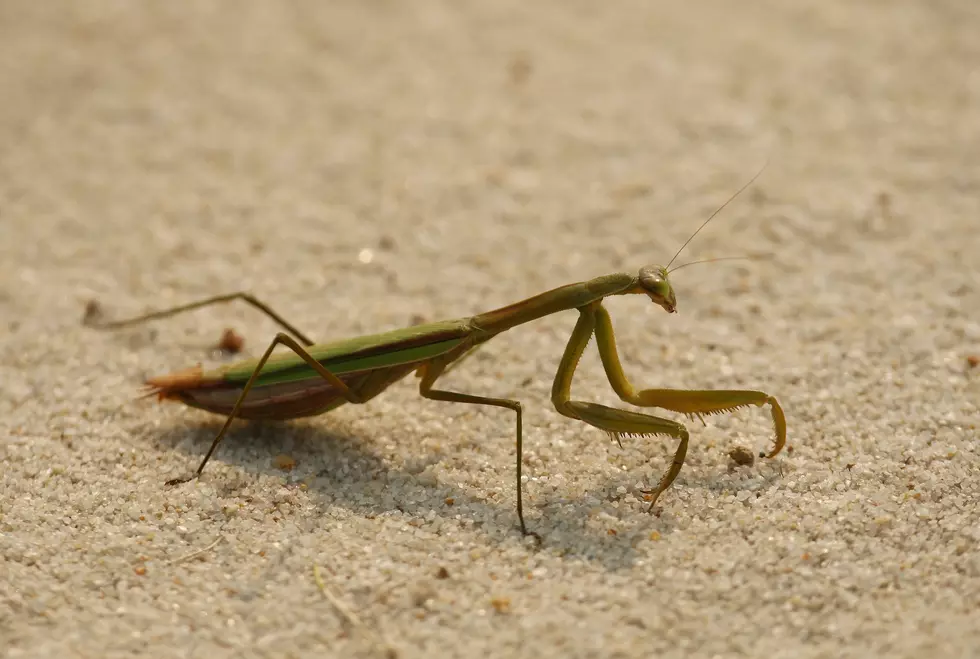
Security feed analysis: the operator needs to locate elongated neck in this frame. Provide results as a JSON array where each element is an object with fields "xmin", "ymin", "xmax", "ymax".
[{"xmin": 470, "ymin": 272, "xmax": 636, "ymax": 334}]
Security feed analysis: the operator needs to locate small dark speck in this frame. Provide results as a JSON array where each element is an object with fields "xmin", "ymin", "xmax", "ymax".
[
  {"xmin": 82, "ymin": 299, "xmax": 105, "ymax": 326},
  {"xmin": 436, "ymin": 567, "xmax": 450, "ymax": 579},
  {"xmin": 214, "ymin": 328, "xmax": 245, "ymax": 355},
  {"xmin": 729, "ymin": 446, "xmax": 755, "ymax": 467},
  {"xmin": 508, "ymin": 51, "xmax": 533, "ymax": 86}
]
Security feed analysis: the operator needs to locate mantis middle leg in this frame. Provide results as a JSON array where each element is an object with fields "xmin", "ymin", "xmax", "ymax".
[{"xmin": 417, "ymin": 359, "xmax": 531, "ymax": 537}]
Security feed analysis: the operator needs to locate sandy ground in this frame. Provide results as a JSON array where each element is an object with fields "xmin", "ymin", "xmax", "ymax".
[{"xmin": 2, "ymin": 2, "xmax": 979, "ymax": 657}]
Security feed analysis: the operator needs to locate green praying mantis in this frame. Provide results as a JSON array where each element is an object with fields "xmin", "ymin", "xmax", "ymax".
[{"xmin": 88, "ymin": 172, "xmax": 786, "ymax": 536}]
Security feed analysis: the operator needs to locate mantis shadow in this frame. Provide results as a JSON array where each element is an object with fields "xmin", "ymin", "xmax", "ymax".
[{"xmin": 146, "ymin": 416, "xmax": 704, "ymax": 572}]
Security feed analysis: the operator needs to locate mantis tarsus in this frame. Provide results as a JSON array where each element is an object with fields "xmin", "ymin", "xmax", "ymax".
[{"xmin": 89, "ymin": 174, "xmax": 786, "ymax": 537}]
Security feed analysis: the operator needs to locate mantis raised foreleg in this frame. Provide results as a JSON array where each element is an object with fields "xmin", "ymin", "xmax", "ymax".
[{"xmin": 552, "ymin": 301, "xmax": 786, "ymax": 510}]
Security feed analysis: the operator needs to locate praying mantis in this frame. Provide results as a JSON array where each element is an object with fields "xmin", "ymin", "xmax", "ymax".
[{"xmin": 89, "ymin": 173, "xmax": 786, "ymax": 536}]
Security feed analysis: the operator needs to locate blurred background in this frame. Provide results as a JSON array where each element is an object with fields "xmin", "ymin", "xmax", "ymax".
[{"xmin": 2, "ymin": 2, "xmax": 978, "ymax": 657}]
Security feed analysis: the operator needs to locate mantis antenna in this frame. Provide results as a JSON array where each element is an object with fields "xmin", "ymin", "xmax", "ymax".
[
  {"xmin": 667, "ymin": 253, "xmax": 773, "ymax": 275},
  {"xmin": 665, "ymin": 161, "xmax": 769, "ymax": 271}
]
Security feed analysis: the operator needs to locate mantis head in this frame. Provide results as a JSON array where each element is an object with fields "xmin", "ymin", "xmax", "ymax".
[{"xmin": 638, "ymin": 265, "xmax": 676, "ymax": 313}]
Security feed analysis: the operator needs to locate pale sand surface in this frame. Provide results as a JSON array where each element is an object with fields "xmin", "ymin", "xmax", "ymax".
[{"xmin": 2, "ymin": 2, "xmax": 979, "ymax": 657}]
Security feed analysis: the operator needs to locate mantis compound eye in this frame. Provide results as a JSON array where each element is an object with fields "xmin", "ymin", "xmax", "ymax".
[
  {"xmin": 638, "ymin": 265, "xmax": 676, "ymax": 313},
  {"xmin": 638, "ymin": 265, "xmax": 665, "ymax": 288}
]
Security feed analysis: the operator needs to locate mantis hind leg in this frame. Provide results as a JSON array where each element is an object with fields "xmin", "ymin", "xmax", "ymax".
[
  {"xmin": 417, "ymin": 361, "xmax": 534, "ymax": 538},
  {"xmin": 550, "ymin": 304, "xmax": 692, "ymax": 510},
  {"xmin": 84, "ymin": 291, "xmax": 315, "ymax": 346},
  {"xmin": 167, "ymin": 332, "xmax": 363, "ymax": 485}
]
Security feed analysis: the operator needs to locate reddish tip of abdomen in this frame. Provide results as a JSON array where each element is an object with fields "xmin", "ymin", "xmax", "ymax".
[{"xmin": 144, "ymin": 364, "xmax": 219, "ymax": 401}]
